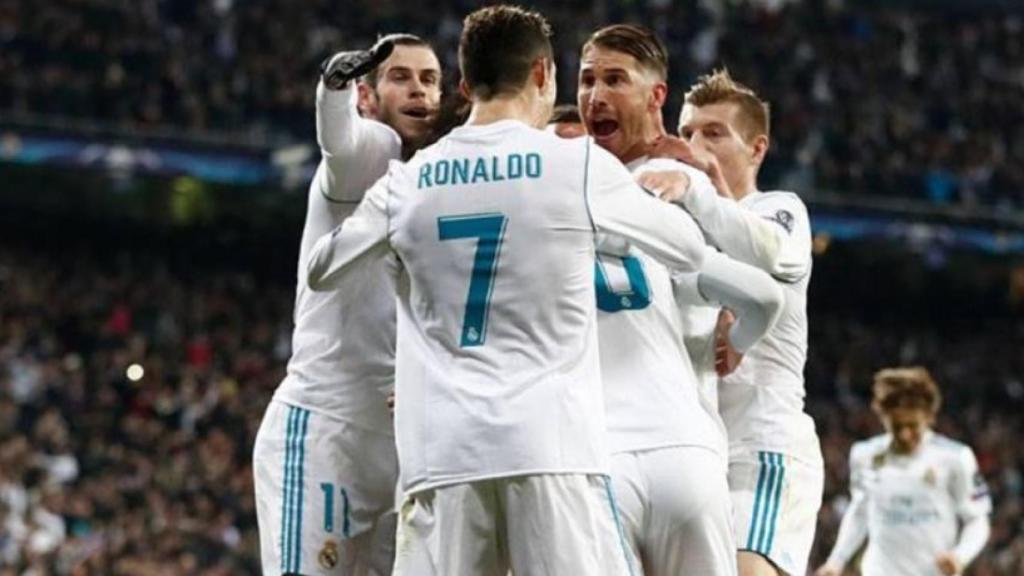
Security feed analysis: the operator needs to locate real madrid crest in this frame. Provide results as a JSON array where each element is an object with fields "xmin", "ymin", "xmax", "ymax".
[
  {"xmin": 923, "ymin": 467, "xmax": 937, "ymax": 487},
  {"xmin": 319, "ymin": 539, "xmax": 339, "ymax": 570}
]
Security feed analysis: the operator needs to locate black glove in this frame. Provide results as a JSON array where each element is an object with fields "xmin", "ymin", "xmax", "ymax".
[{"xmin": 320, "ymin": 37, "xmax": 396, "ymax": 90}]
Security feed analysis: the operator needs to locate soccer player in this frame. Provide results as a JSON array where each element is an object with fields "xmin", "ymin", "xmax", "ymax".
[
  {"xmin": 670, "ymin": 70, "xmax": 822, "ymax": 576},
  {"xmin": 578, "ymin": 24, "xmax": 784, "ymax": 576},
  {"xmin": 252, "ymin": 34, "xmax": 441, "ymax": 576},
  {"xmin": 305, "ymin": 6, "xmax": 710, "ymax": 575},
  {"xmin": 816, "ymin": 367, "xmax": 991, "ymax": 576}
]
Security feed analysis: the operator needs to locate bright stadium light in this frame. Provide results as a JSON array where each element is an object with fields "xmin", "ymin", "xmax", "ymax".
[{"xmin": 126, "ymin": 364, "xmax": 145, "ymax": 382}]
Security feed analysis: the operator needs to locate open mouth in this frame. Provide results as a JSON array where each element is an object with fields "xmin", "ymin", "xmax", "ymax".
[
  {"xmin": 400, "ymin": 106, "xmax": 431, "ymax": 120},
  {"xmin": 591, "ymin": 119, "xmax": 619, "ymax": 138}
]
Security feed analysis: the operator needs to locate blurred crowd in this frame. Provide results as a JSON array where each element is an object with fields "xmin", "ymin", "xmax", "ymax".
[
  {"xmin": 2, "ymin": 0, "xmax": 1024, "ymax": 208},
  {"xmin": 0, "ymin": 245, "xmax": 291, "ymax": 575},
  {"xmin": 1, "ymin": 236, "xmax": 1022, "ymax": 574}
]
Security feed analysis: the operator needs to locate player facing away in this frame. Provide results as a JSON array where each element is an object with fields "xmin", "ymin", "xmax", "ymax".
[
  {"xmin": 252, "ymin": 35, "xmax": 441, "ymax": 576},
  {"xmin": 666, "ymin": 70, "xmax": 822, "ymax": 576},
  {"xmin": 816, "ymin": 367, "xmax": 991, "ymax": 576},
  {"xmin": 577, "ymin": 24, "xmax": 784, "ymax": 576},
  {"xmin": 305, "ymin": 5, "xmax": 712, "ymax": 575}
]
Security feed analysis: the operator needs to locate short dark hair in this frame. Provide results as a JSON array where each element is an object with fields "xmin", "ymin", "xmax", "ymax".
[
  {"xmin": 583, "ymin": 24, "xmax": 668, "ymax": 81},
  {"xmin": 459, "ymin": 5, "xmax": 553, "ymax": 100},
  {"xmin": 549, "ymin": 104, "xmax": 580, "ymax": 125},
  {"xmin": 363, "ymin": 33, "xmax": 435, "ymax": 87}
]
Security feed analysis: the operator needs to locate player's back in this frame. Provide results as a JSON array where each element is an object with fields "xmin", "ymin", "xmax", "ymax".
[
  {"xmin": 597, "ymin": 157, "xmax": 721, "ymax": 456},
  {"xmin": 386, "ymin": 120, "xmax": 607, "ymax": 493},
  {"xmin": 597, "ymin": 249, "xmax": 718, "ymax": 454}
]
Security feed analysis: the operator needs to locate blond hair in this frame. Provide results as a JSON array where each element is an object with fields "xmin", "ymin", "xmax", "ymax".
[{"xmin": 685, "ymin": 68, "xmax": 770, "ymax": 141}]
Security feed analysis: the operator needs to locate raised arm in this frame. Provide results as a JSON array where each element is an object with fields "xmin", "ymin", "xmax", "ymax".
[
  {"xmin": 673, "ymin": 249, "xmax": 784, "ymax": 353},
  {"xmin": 585, "ymin": 143, "xmax": 705, "ymax": 273},
  {"xmin": 307, "ymin": 169, "xmax": 393, "ymax": 291},
  {"xmin": 315, "ymin": 82, "xmax": 402, "ymax": 203},
  {"xmin": 316, "ymin": 41, "xmax": 403, "ymax": 204}
]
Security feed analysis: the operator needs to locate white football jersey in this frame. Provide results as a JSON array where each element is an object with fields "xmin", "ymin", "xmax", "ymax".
[
  {"xmin": 272, "ymin": 83, "xmax": 402, "ymax": 434},
  {"xmin": 680, "ymin": 295, "xmax": 723, "ymax": 430},
  {"xmin": 306, "ymin": 120, "xmax": 706, "ymax": 494},
  {"xmin": 827, "ymin": 433, "xmax": 992, "ymax": 575},
  {"xmin": 714, "ymin": 191, "xmax": 819, "ymax": 463},
  {"xmin": 598, "ymin": 157, "xmax": 721, "ymax": 455}
]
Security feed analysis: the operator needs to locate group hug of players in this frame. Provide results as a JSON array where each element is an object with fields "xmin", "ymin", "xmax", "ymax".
[{"xmin": 250, "ymin": 5, "xmax": 992, "ymax": 576}]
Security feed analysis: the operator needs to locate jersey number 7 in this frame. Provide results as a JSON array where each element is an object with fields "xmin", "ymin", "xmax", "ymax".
[{"xmin": 438, "ymin": 213, "xmax": 508, "ymax": 347}]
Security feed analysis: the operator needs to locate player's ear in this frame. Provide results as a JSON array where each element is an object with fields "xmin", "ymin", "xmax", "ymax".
[
  {"xmin": 458, "ymin": 79, "xmax": 471, "ymax": 100},
  {"xmin": 750, "ymin": 133, "xmax": 769, "ymax": 167},
  {"xmin": 357, "ymin": 81, "xmax": 378, "ymax": 117},
  {"xmin": 531, "ymin": 57, "xmax": 553, "ymax": 92},
  {"xmin": 649, "ymin": 81, "xmax": 668, "ymax": 112}
]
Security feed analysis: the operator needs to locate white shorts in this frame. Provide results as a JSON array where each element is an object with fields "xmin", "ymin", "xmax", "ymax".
[
  {"xmin": 729, "ymin": 450, "xmax": 824, "ymax": 576},
  {"xmin": 393, "ymin": 474, "xmax": 635, "ymax": 576},
  {"xmin": 254, "ymin": 400, "xmax": 399, "ymax": 576},
  {"xmin": 611, "ymin": 446, "xmax": 736, "ymax": 576}
]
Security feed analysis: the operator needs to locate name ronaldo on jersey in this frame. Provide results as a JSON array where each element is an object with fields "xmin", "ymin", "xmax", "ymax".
[{"xmin": 418, "ymin": 153, "xmax": 543, "ymax": 189}]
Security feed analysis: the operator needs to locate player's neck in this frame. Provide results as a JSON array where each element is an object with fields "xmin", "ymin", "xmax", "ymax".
[
  {"xmin": 729, "ymin": 173, "xmax": 758, "ymax": 202},
  {"xmin": 889, "ymin": 429, "xmax": 933, "ymax": 455},
  {"xmin": 619, "ymin": 121, "xmax": 667, "ymax": 164},
  {"xmin": 467, "ymin": 95, "xmax": 542, "ymax": 129}
]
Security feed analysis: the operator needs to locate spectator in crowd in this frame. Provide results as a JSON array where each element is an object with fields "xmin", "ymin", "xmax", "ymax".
[
  {"xmin": 2, "ymin": 0, "xmax": 1023, "ymax": 208},
  {"xmin": 2, "ymin": 236, "xmax": 1022, "ymax": 574},
  {"xmin": 0, "ymin": 245, "xmax": 291, "ymax": 574}
]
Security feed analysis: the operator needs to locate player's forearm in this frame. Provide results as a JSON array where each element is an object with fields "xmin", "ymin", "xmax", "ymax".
[
  {"xmin": 316, "ymin": 82, "xmax": 372, "ymax": 204},
  {"xmin": 316, "ymin": 80, "xmax": 360, "ymax": 157},
  {"xmin": 952, "ymin": 514, "xmax": 990, "ymax": 567},
  {"xmin": 677, "ymin": 186, "xmax": 789, "ymax": 276},
  {"xmin": 307, "ymin": 182, "xmax": 390, "ymax": 290},
  {"xmin": 692, "ymin": 251, "xmax": 784, "ymax": 353},
  {"xmin": 824, "ymin": 494, "xmax": 869, "ymax": 568},
  {"xmin": 671, "ymin": 271, "xmax": 703, "ymax": 307},
  {"xmin": 307, "ymin": 220, "xmax": 386, "ymax": 291},
  {"xmin": 307, "ymin": 226, "xmax": 354, "ymax": 291},
  {"xmin": 316, "ymin": 82, "xmax": 402, "ymax": 204},
  {"xmin": 592, "ymin": 192, "xmax": 705, "ymax": 273}
]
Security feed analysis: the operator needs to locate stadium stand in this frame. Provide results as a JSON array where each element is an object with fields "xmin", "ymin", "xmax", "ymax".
[
  {"xmin": 1, "ymin": 222, "xmax": 1021, "ymax": 574},
  {"xmin": 2, "ymin": 0, "xmax": 1024, "ymax": 208},
  {"xmin": 2, "ymin": 0, "xmax": 1023, "ymax": 574}
]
